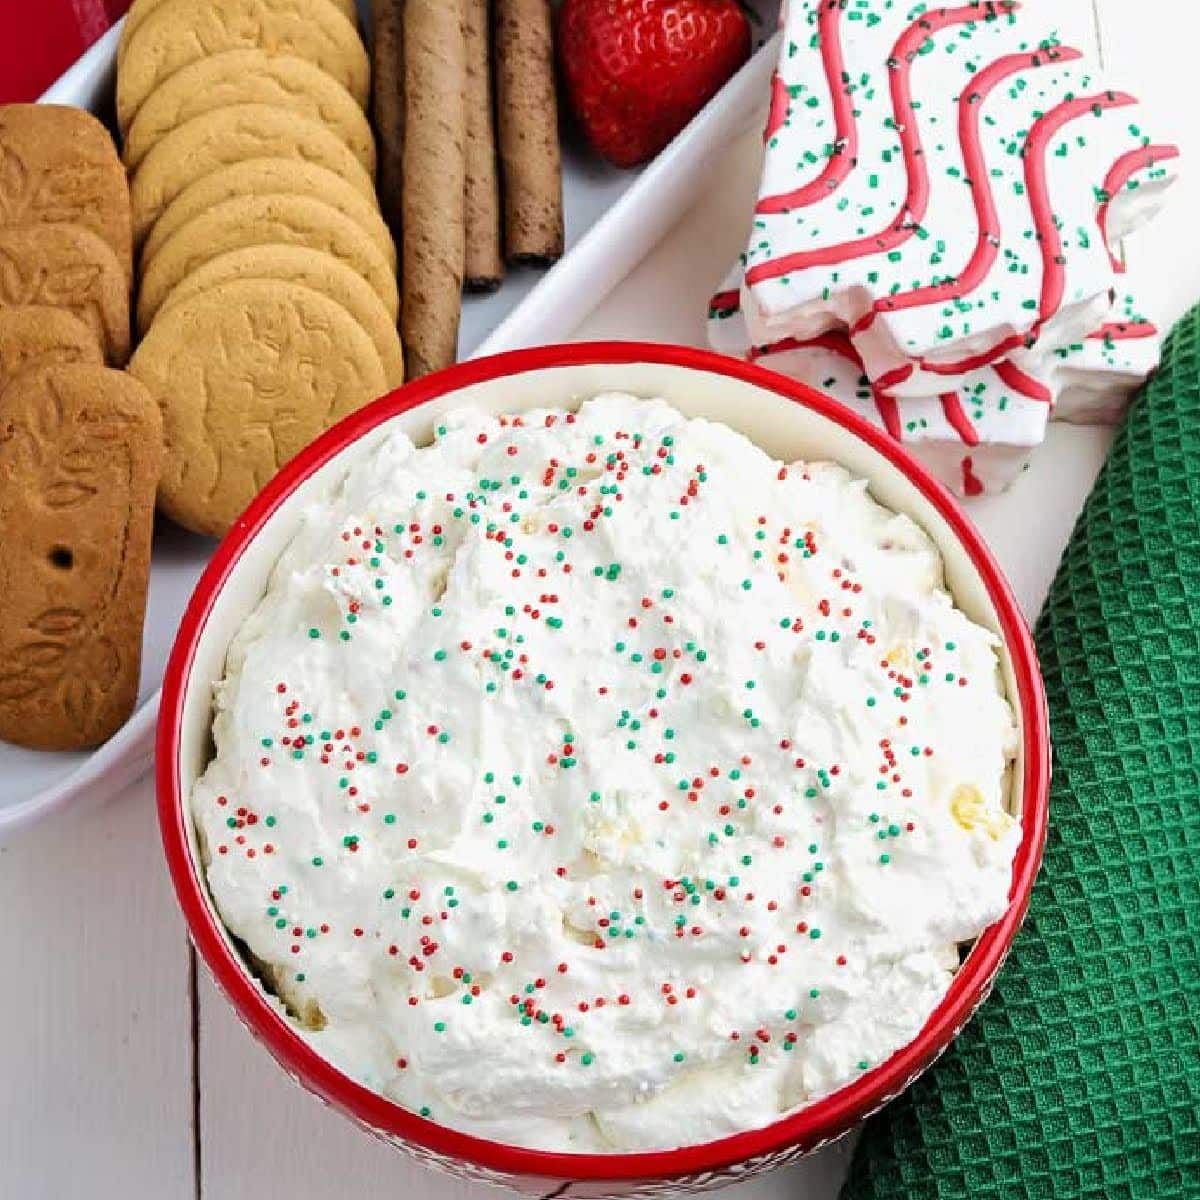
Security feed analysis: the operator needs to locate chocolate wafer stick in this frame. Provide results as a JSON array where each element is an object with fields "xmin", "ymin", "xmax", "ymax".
[
  {"xmin": 495, "ymin": 0, "xmax": 564, "ymax": 267},
  {"xmin": 401, "ymin": 0, "xmax": 468, "ymax": 378},
  {"xmin": 372, "ymin": 0, "xmax": 406, "ymax": 242},
  {"xmin": 464, "ymin": 0, "xmax": 503, "ymax": 291}
]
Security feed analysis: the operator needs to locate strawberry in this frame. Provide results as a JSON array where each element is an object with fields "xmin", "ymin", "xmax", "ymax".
[{"xmin": 558, "ymin": 0, "xmax": 753, "ymax": 169}]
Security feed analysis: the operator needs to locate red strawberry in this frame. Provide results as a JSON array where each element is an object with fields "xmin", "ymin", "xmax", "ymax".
[{"xmin": 558, "ymin": 0, "xmax": 752, "ymax": 169}]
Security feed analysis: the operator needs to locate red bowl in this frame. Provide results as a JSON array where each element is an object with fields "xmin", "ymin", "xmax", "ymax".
[{"xmin": 158, "ymin": 342, "xmax": 1050, "ymax": 1198}]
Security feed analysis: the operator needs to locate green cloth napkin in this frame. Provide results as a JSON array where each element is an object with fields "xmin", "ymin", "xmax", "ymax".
[{"xmin": 841, "ymin": 307, "xmax": 1200, "ymax": 1200}]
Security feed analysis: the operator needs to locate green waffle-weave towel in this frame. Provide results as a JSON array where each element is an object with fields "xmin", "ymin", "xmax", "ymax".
[{"xmin": 841, "ymin": 307, "xmax": 1200, "ymax": 1200}]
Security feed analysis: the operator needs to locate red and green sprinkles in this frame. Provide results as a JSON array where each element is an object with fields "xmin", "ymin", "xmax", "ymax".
[{"xmin": 200, "ymin": 402, "xmax": 1005, "ymax": 1124}]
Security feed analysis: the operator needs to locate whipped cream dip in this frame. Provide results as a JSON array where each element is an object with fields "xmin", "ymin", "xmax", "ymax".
[{"xmin": 193, "ymin": 395, "xmax": 1019, "ymax": 1152}]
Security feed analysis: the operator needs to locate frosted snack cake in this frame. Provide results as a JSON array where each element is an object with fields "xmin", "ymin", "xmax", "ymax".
[
  {"xmin": 709, "ymin": 268, "xmax": 1164, "ymax": 494},
  {"xmin": 742, "ymin": 0, "xmax": 1179, "ymax": 397},
  {"xmin": 710, "ymin": 271, "xmax": 1049, "ymax": 496},
  {"xmin": 192, "ymin": 396, "xmax": 1020, "ymax": 1151}
]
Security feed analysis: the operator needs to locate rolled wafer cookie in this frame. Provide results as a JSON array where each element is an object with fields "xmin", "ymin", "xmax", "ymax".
[
  {"xmin": 495, "ymin": 0, "xmax": 563, "ymax": 266},
  {"xmin": 401, "ymin": 0, "xmax": 468, "ymax": 378},
  {"xmin": 372, "ymin": 0, "xmax": 406, "ymax": 241},
  {"xmin": 464, "ymin": 0, "xmax": 503, "ymax": 291}
]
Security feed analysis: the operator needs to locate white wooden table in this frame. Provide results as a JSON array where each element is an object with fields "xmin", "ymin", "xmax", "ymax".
[{"xmin": 3, "ymin": 3, "xmax": 1198, "ymax": 1196}]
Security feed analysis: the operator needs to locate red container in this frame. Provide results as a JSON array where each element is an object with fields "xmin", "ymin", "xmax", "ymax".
[{"xmin": 159, "ymin": 343, "xmax": 1050, "ymax": 1197}]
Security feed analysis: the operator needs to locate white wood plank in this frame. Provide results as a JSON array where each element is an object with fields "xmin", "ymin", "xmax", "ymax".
[{"xmin": 0, "ymin": 777, "xmax": 194, "ymax": 1199}]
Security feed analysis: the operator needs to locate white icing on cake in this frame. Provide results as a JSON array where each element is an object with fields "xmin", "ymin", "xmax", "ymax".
[{"xmin": 743, "ymin": 0, "xmax": 1178, "ymax": 396}]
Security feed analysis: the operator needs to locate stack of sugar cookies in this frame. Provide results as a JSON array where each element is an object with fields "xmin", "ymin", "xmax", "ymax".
[
  {"xmin": 118, "ymin": 0, "xmax": 402, "ymax": 537},
  {"xmin": 709, "ymin": 0, "xmax": 1180, "ymax": 496},
  {"xmin": 0, "ymin": 105, "xmax": 161, "ymax": 751}
]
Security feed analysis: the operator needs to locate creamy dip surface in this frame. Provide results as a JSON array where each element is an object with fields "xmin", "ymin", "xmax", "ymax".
[{"xmin": 192, "ymin": 395, "xmax": 1020, "ymax": 1152}]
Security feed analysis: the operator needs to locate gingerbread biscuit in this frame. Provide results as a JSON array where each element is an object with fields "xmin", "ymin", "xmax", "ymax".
[
  {"xmin": 128, "ymin": 279, "xmax": 386, "ymax": 536},
  {"xmin": 0, "ymin": 105, "xmax": 132, "ymax": 282},
  {"xmin": 158, "ymin": 245, "xmax": 403, "ymax": 386},
  {"xmin": 118, "ymin": 0, "xmax": 359, "ymax": 61},
  {"xmin": 137, "ymin": 193, "xmax": 399, "ymax": 330},
  {"xmin": 123, "ymin": 51, "xmax": 376, "ymax": 174},
  {"xmin": 142, "ymin": 157, "xmax": 395, "ymax": 269},
  {"xmin": 0, "ymin": 226, "xmax": 130, "ymax": 366},
  {"xmin": 0, "ymin": 366, "xmax": 162, "ymax": 751},
  {"xmin": 130, "ymin": 104, "xmax": 376, "ymax": 245},
  {"xmin": 0, "ymin": 308, "xmax": 103, "ymax": 393},
  {"xmin": 117, "ymin": 0, "xmax": 370, "ymax": 131}
]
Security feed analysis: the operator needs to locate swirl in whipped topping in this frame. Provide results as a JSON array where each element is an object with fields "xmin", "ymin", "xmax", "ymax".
[
  {"xmin": 743, "ymin": 1, "xmax": 1178, "ymax": 396},
  {"xmin": 192, "ymin": 396, "xmax": 1019, "ymax": 1152}
]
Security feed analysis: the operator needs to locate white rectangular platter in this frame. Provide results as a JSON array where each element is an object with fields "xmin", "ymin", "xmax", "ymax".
[{"xmin": 0, "ymin": 3, "xmax": 781, "ymax": 835}]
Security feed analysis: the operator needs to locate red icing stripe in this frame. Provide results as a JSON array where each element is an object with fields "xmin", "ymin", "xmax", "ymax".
[
  {"xmin": 748, "ymin": 4, "xmax": 1015, "ymax": 281},
  {"xmin": 993, "ymin": 359, "xmax": 1052, "ymax": 403},
  {"xmin": 961, "ymin": 457, "xmax": 985, "ymax": 496},
  {"xmin": 872, "ymin": 361, "xmax": 916, "ymax": 391},
  {"xmin": 874, "ymin": 392, "xmax": 904, "ymax": 443},
  {"xmin": 748, "ymin": 332, "xmax": 864, "ymax": 366},
  {"xmin": 708, "ymin": 289, "xmax": 742, "ymax": 315},
  {"xmin": 748, "ymin": 332, "xmax": 904, "ymax": 442},
  {"xmin": 939, "ymin": 393, "xmax": 980, "ymax": 446},
  {"xmin": 1088, "ymin": 320, "xmax": 1158, "ymax": 341},
  {"xmin": 756, "ymin": 2, "xmax": 857, "ymax": 215},
  {"xmin": 857, "ymin": 46, "xmax": 1080, "ymax": 333},
  {"xmin": 764, "ymin": 71, "xmax": 790, "ymax": 144},
  {"xmin": 1096, "ymin": 144, "xmax": 1181, "ymax": 270},
  {"xmin": 916, "ymin": 89, "xmax": 1138, "ymax": 378}
]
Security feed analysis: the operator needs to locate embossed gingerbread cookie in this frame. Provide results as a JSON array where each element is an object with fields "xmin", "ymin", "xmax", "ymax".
[
  {"xmin": 123, "ymin": 50, "xmax": 376, "ymax": 174},
  {"xmin": 0, "ymin": 225, "xmax": 131, "ymax": 366},
  {"xmin": 0, "ymin": 366, "xmax": 162, "ymax": 751},
  {"xmin": 0, "ymin": 307, "xmax": 102, "ymax": 392},
  {"xmin": 142, "ymin": 157, "xmax": 395, "ymax": 270},
  {"xmin": 129, "ymin": 104, "xmax": 376, "ymax": 246},
  {"xmin": 157, "ymin": 245, "xmax": 403, "ymax": 386},
  {"xmin": 128, "ymin": 279, "xmax": 387, "ymax": 536},
  {"xmin": 117, "ymin": 0, "xmax": 370, "ymax": 131},
  {"xmin": 137, "ymin": 192, "xmax": 399, "ymax": 330},
  {"xmin": 0, "ymin": 105, "xmax": 132, "ymax": 282},
  {"xmin": 118, "ymin": 0, "xmax": 359, "ymax": 61}
]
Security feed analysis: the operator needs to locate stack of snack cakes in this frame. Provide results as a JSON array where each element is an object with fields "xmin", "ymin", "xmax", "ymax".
[{"xmin": 709, "ymin": 0, "xmax": 1180, "ymax": 496}]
